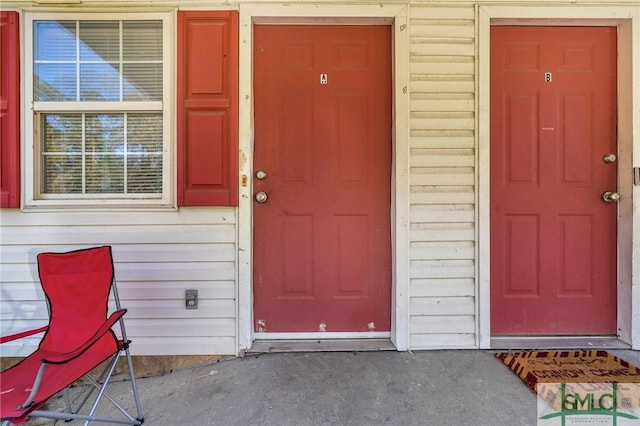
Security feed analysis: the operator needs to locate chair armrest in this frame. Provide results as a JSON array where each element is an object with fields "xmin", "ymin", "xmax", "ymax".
[
  {"xmin": 43, "ymin": 309, "xmax": 127, "ymax": 365},
  {"xmin": 0, "ymin": 326, "xmax": 48, "ymax": 344}
]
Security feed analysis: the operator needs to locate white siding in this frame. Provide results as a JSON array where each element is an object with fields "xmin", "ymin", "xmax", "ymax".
[
  {"xmin": 0, "ymin": 208, "xmax": 237, "ymax": 356},
  {"xmin": 408, "ymin": 4, "xmax": 477, "ymax": 349}
]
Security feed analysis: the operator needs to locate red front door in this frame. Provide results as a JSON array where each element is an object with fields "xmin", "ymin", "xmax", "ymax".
[
  {"xmin": 490, "ymin": 27, "xmax": 618, "ymax": 335},
  {"xmin": 253, "ymin": 25, "xmax": 392, "ymax": 333}
]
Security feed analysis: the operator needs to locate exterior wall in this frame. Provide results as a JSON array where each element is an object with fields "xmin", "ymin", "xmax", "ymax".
[
  {"xmin": 408, "ymin": 4, "xmax": 477, "ymax": 349},
  {"xmin": 0, "ymin": 209, "xmax": 238, "ymax": 356},
  {"xmin": 1, "ymin": 0, "xmax": 638, "ymax": 357}
]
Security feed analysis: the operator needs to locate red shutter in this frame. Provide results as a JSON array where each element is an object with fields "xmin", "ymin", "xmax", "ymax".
[
  {"xmin": 0, "ymin": 12, "xmax": 20, "ymax": 208},
  {"xmin": 177, "ymin": 11, "xmax": 239, "ymax": 206}
]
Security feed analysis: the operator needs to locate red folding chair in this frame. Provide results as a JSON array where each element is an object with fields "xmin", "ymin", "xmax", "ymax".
[{"xmin": 0, "ymin": 246, "xmax": 144, "ymax": 425}]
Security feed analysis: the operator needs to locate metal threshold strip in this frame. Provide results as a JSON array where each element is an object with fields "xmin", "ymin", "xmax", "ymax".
[
  {"xmin": 491, "ymin": 335, "xmax": 630, "ymax": 351},
  {"xmin": 246, "ymin": 338, "xmax": 397, "ymax": 354}
]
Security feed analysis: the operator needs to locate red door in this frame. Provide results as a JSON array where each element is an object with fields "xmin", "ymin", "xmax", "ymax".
[
  {"xmin": 490, "ymin": 27, "xmax": 617, "ymax": 335},
  {"xmin": 253, "ymin": 25, "xmax": 392, "ymax": 333}
]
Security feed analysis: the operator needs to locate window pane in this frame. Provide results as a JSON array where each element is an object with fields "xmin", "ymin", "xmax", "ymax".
[
  {"xmin": 123, "ymin": 21, "xmax": 162, "ymax": 61},
  {"xmin": 42, "ymin": 156, "xmax": 83, "ymax": 194},
  {"xmin": 34, "ymin": 21, "xmax": 76, "ymax": 61},
  {"xmin": 40, "ymin": 113, "xmax": 163, "ymax": 196},
  {"xmin": 35, "ymin": 19, "xmax": 164, "ymax": 103},
  {"xmin": 85, "ymin": 114, "xmax": 124, "ymax": 153},
  {"xmin": 123, "ymin": 63, "xmax": 162, "ymax": 101},
  {"xmin": 86, "ymin": 156, "xmax": 124, "ymax": 193},
  {"xmin": 127, "ymin": 113, "xmax": 162, "ymax": 193},
  {"xmin": 85, "ymin": 113, "xmax": 125, "ymax": 193},
  {"xmin": 43, "ymin": 114, "xmax": 82, "ymax": 152},
  {"xmin": 79, "ymin": 21, "xmax": 119, "ymax": 62},
  {"xmin": 34, "ymin": 21, "xmax": 78, "ymax": 101},
  {"xmin": 41, "ymin": 114, "xmax": 83, "ymax": 194},
  {"xmin": 35, "ymin": 64, "xmax": 77, "ymax": 101},
  {"xmin": 127, "ymin": 155, "xmax": 162, "ymax": 193},
  {"xmin": 80, "ymin": 63, "xmax": 120, "ymax": 100},
  {"xmin": 128, "ymin": 113, "xmax": 162, "ymax": 151}
]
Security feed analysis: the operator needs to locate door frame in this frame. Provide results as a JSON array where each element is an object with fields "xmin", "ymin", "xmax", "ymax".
[
  {"xmin": 237, "ymin": 3, "xmax": 410, "ymax": 353},
  {"xmin": 477, "ymin": 5, "xmax": 640, "ymax": 348}
]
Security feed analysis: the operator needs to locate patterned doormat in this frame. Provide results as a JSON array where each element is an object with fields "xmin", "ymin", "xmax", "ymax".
[{"xmin": 495, "ymin": 350, "xmax": 640, "ymax": 393}]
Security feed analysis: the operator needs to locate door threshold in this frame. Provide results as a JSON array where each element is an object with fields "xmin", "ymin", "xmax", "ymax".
[
  {"xmin": 491, "ymin": 335, "xmax": 630, "ymax": 350},
  {"xmin": 246, "ymin": 338, "xmax": 397, "ymax": 354}
]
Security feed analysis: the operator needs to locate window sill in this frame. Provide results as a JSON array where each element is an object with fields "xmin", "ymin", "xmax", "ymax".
[{"xmin": 20, "ymin": 203, "xmax": 178, "ymax": 213}]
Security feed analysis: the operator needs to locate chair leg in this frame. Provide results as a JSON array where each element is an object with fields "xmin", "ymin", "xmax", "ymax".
[
  {"xmin": 124, "ymin": 347, "xmax": 145, "ymax": 422},
  {"xmin": 62, "ymin": 387, "xmax": 75, "ymax": 421},
  {"xmin": 64, "ymin": 387, "xmax": 72, "ymax": 414},
  {"xmin": 72, "ymin": 357, "xmax": 115, "ymax": 414},
  {"xmin": 83, "ymin": 352, "xmax": 121, "ymax": 426}
]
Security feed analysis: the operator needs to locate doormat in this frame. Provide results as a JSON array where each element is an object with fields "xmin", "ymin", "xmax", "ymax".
[{"xmin": 495, "ymin": 350, "xmax": 640, "ymax": 394}]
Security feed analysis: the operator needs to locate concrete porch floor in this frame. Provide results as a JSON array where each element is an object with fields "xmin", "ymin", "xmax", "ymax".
[{"xmin": 24, "ymin": 349, "xmax": 640, "ymax": 425}]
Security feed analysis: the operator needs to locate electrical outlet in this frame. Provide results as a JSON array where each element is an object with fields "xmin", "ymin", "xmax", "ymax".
[{"xmin": 185, "ymin": 289, "xmax": 198, "ymax": 309}]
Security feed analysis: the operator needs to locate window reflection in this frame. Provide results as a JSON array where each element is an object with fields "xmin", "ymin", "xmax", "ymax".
[
  {"xmin": 34, "ymin": 20, "xmax": 162, "ymax": 102},
  {"xmin": 41, "ymin": 113, "xmax": 162, "ymax": 195}
]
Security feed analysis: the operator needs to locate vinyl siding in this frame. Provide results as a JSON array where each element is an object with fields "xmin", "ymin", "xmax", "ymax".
[
  {"xmin": 0, "ymin": 208, "xmax": 237, "ymax": 356},
  {"xmin": 408, "ymin": 4, "xmax": 477, "ymax": 349}
]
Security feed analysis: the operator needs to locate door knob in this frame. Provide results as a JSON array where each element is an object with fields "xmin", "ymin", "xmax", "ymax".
[
  {"xmin": 603, "ymin": 153, "xmax": 617, "ymax": 164},
  {"xmin": 602, "ymin": 191, "xmax": 620, "ymax": 203},
  {"xmin": 256, "ymin": 170, "xmax": 267, "ymax": 180},
  {"xmin": 255, "ymin": 191, "xmax": 268, "ymax": 203}
]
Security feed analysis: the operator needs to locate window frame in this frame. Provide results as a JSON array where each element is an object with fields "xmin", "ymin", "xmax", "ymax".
[{"xmin": 23, "ymin": 12, "xmax": 175, "ymax": 209}]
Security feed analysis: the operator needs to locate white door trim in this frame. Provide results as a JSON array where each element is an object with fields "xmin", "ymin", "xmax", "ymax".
[
  {"xmin": 237, "ymin": 3, "xmax": 410, "ymax": 353},
  {"xmin": 477, "ymin": 5, "xmax": 640, "ymax": 348}
]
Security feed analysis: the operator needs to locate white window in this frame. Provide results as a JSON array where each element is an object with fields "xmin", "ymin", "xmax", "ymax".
[{"xmin": 25, "ymin": 13, "xmax": 173, "ymax": 208}]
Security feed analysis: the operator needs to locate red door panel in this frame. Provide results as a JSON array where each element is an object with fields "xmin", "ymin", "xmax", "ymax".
[
  {"xmin": 253, "ymin": 25, "xmax": 392, "ymax": 333},
  {"xmin": 491, "ymin": 27, "xmax": 617, "ymax": 335}
]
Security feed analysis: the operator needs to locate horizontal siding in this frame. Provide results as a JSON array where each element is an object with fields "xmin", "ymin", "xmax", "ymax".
[
  {"xmin": 411, "ymin": 204, "xmax": 474, "ymax": 223},
  {"xmin": 411, "ymin": 148, "xmax": 475, "ymax": 167},
  {"xmin": 410, "ymin": 333, "xmax": 476, "ymax": 349},
  {"xmin": 411, "ymin": 278, "xmax": 475, "ymax": 298},
  {"xmin": 411, "ymin": 77, "xmax": 475, "ymax": 96},
  {"xmin": 411, "ymin": 241, "xmax": 475, "ymax": 260},
  {"xmin": 411, "ymin": 129, "xmax": 474, "ymax": 149},
  {"xmin": 411, "ymin": 168, "xmax": 475, "ymax": 186},
  {"xmin": 133, "ymin": 337, "xmax": 236, "ymax": 356},
  {"xmin": 410, "ymin": 297, "xmax": 475, "ymax": 316},
  {"xmin": 0, "ymin": 208, "xmax": 238, "ymax": 356},
  {"xmin": 0, "ymin": 225, "xmax": 236, "ymax": 246},
  {"xmin": 1, "ymin": 243, "xmax": 236, "ymax": 263},
  {"xmin": 411, "ymin": 315, "xmax": 476, "ymax": 334},
  {"xmin": 408, "ymin": 4, "xmax": 478, "ymax": 350},
  {"xmin": 126, "ymin": 318, "xmax": 235, "ymax": 337},
  {"xmin": 410, "ymin": 260, "xmax": 475, "ymax": 279},
  {"xmin": 410, "ymin": 186, "xmax": 474, "ymax": 204},
  {"xmin": 410, "ymin": 223, "xmax": 475, "ymax": 242}
]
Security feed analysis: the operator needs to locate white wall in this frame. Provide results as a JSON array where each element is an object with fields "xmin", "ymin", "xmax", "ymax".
[
  {"xmin": 0, "ymin": 209, "xmax": 238, "ymax": 356},
  {"xmin": 407, "ymin": 4, "xmax": 478, "ymax": 348}
]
